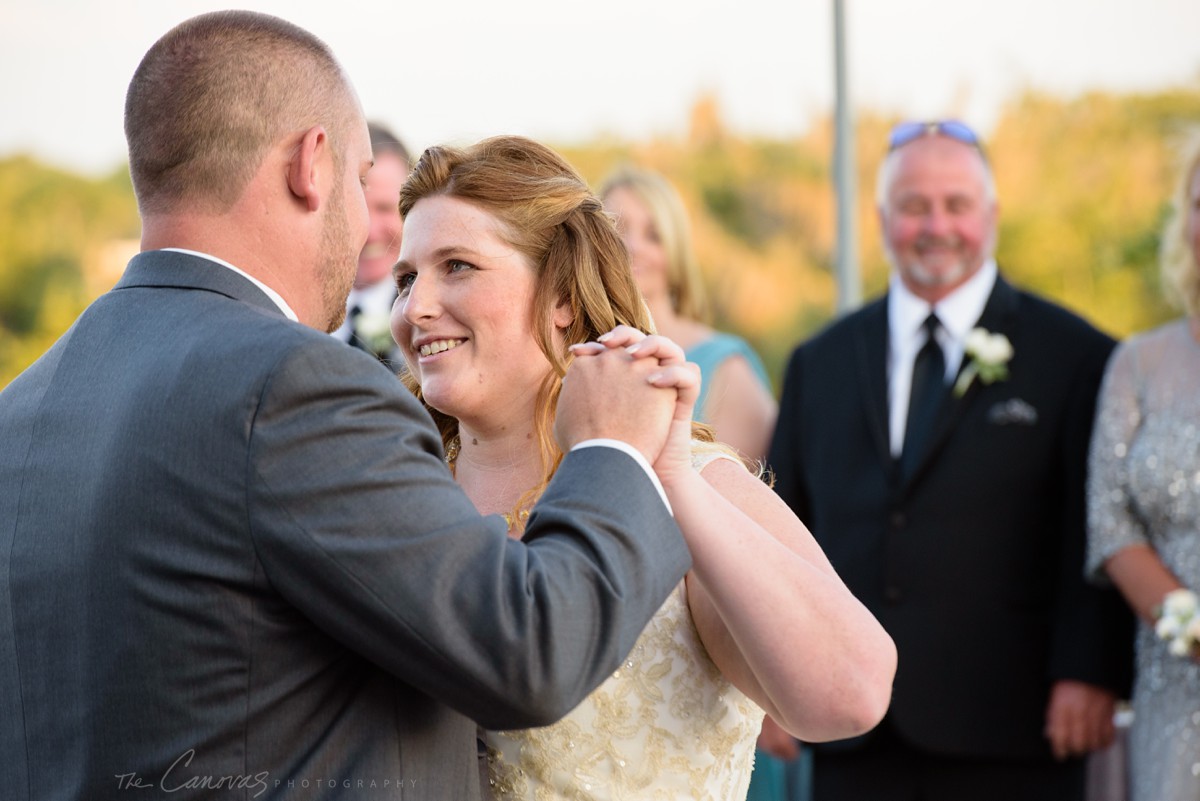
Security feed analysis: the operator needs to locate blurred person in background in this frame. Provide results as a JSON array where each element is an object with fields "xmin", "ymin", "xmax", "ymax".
[
  {"xmin": 769, "ymin": 120, "xmax": 1134, "ymax": 801},
  {"xmin": 332, "ymin": 120, "xmax": 409, "ymax": 371},
  {"xmin": 600, "ymin": 166, "xmax": 777, "ymax": 463},
  {"xmin": 601, "ymin": 165, "xmax": 796, "ymax": 800},
  {"xmin": 1086, "ymin": 129, "xmax": 1200, "ymax": 801}
]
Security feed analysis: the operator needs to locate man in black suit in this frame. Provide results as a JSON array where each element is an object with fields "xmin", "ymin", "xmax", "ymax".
[
  {"xmin": 768, "ymin": 121, "xmax": 1133, "ymax": 800},
  {"xmin": 332, "ymin": 121, "xmax": 410, "ymax": 371},
  {"xmin": 0, "ymin": 11, "xmax": 692, "ymax": 799}
]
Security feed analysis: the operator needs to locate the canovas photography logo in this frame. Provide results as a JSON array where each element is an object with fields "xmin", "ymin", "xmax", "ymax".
[
  {"xmin": 115, "ymin": 749, "xmax": 269, "ymax": 797},
  {"xmin": 115, "ymin": 748, "xmax": 420, "ymax": 797}
]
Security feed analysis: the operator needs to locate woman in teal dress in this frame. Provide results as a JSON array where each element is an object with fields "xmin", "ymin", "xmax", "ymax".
[
  {"xmin": 686, "ymin": 333, "xmax": 772, "ymax": 422},
  {"xmin": 599, "ymin": 167, "xmax": 776, "ymax": 461},
  {"xmin": 601, "ymin": 166, "xmax": 809, "ymax": 801}
]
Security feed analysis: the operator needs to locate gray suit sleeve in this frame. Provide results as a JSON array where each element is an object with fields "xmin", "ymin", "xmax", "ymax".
[{"xmin": 245, "ymin": 339, "xmax": 690, "ymax": 729}]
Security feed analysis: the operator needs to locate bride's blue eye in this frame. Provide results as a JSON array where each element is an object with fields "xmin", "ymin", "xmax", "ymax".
[
  {"xmin": 395, "ymin": 272, "xmax": 416, "ymax": 293},
  {"xmin": 448, "ymin": 259, "xmax": 473, "ymax": 273}
]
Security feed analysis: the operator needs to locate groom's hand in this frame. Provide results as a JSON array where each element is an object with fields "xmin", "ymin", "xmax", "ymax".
[
  {"xmin": 556, "ymin": 330, "xmax": 678, "ymax": 463},
  {"xmin": 578, "ymin": 326, "xmax": 700, "ymax": 488}
]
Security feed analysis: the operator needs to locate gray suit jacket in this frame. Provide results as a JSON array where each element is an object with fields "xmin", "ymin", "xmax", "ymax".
[{"xmin": 0, "ymin": 250, "xmax": 689, "ymax": 800}]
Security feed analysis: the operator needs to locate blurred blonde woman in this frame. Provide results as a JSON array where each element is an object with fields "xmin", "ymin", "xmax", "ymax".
[
  {"xmin": 391, "ymin": 136, "xmax": 896, "ymax": 800},
  {"xmin": 602, "ymin": 166, "xmax": 798, "ymax": 800},
  {"xmin": 600, "ymin": 166, "xmax": 778, "ymax": 463},
  {"xmin": 1086, "ymin": 130, "xmax": 1200, "ymax": 801}
]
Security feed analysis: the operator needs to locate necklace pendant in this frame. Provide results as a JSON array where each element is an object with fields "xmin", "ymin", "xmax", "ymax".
[{"xmin": 502, "ymin": 509, "xmax": 531, "ymax": 531}]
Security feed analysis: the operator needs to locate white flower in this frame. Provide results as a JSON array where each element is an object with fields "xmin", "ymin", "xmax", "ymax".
[
  {"xmin": 1156, "ymin": 588, "xmax": 1200, "ymax": 660},
  {"xmin": 1156, "ymin": 614, "xmax": 1182, "ymax": 640},
  {"xmin": 355, "ymin": 311, "xmax": 396, "ymax": 357},
  {"xmin": 1164, "ymin": 588, "xmax": 1198, "ymax": 618},
  {"xmin": 965, "ymin": 328, "xmax": 1014, "ymax": 364},
  {"xmin": 953, "ymin": 328, "xmax": 1013, "ymax": 397},
  {"xmin": 963, "ymin": 328, "xmax": 991, "ymax": 355}
]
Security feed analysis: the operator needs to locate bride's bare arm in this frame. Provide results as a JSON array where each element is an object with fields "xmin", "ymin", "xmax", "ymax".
[
  {"xmin": 671, "ymin": 457, "xmax": 896, "ymax": 743},
  {"xmin": 589, "ymin": 324, "xmax": 896, "ymax": 742}
]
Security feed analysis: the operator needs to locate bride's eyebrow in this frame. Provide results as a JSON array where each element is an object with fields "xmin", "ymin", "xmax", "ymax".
[
  {"xmin": 429, "ymin": 245, "xmax": 483, "ymax": 262},
  {"xmin": 395, "ymin": 245, "xmax": 485, "ymax": 275}
]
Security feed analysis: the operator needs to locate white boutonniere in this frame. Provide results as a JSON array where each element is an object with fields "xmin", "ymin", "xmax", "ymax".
[
  {"xmin": 953, "ymin": 327, "xmax": 1013, "ymax": 397},
  {"xmin": 1155, "ymin": 588, "xmax": 1200, "ymax": 658},
  {"xmin": 355, "ymin": 311, "xmax": 395, "ymax": 357}
]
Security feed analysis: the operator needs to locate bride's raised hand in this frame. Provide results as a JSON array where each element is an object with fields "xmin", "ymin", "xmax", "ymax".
[{"xmin": 577, "ymin": 325, "xmax": 700, "ymax": 488}]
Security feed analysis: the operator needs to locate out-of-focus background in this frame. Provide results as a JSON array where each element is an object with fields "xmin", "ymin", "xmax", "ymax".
[{"xmin": 2, "ymin": 0, "xmax": 1199, "ymax": 387}]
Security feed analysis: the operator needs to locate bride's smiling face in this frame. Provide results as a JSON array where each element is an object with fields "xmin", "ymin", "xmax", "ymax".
[{"xmin": 391, "ymin": 195, "xmax": 567, "ymax": 426}]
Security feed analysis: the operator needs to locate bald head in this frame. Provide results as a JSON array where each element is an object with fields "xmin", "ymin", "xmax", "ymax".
[
  {"xmin": 876, "ymin": 134, "xmax": 999, "ymax": 303},
  {"xmin": 125, "ymin": 10, "xmax": 359, "ymax": 216}
]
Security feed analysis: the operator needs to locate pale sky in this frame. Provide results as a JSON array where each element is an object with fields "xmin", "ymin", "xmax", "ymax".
[{"xmin": 1, "ymin": 0, "xmax": 1198, "ymax": 176}]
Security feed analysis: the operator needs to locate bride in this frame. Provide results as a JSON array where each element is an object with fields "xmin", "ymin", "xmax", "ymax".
[{"xmin": 388, "ymin": 135, "xmax": 896, "ymax": 800}]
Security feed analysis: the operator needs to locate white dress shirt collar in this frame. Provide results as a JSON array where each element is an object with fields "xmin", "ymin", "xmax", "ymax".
[
  {"xmin": 886, "ymin": 260, "xmax": 997, "ymax": 455},
  {"xmin": 889, "ymin": 259, "xmax": 998, "ymax": 370},
  {"xmin": 347, "ymin": 277, "xmax": 399, "ymax": 315},
  {"xmin": 162, "ymin": 248, "xmax": 298, "ymax": 322}
]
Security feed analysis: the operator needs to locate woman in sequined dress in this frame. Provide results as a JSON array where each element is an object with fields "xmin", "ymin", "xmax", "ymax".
[
  {"xmin": 387, "ymin": 135, "xmax": 897, "ymax": 801},
  {"xmin": 1086, "ymin": 131, "xmax": 1200, "ymax": 801}
]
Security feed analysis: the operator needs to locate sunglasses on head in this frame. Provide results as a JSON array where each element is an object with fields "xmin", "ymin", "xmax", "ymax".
[{"xmin": 887, "ymin": 120, "xmax": 983, "ymax": 154}]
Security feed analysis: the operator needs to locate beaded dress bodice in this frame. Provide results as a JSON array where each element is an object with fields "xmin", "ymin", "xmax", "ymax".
[{"xmin": 485, "ymin": 451, "xmax": 765, "ymax": 801}]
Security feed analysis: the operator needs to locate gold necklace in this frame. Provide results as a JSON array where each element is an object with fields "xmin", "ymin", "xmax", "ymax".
[
  {"xmin": 444, "ymin": 435, "xmax": 460, "ymax": 467},
  {"xmin": 503, "ymin": 509, "xmax": 532, "ymax": 531},
  {"xmin": 445, "ymin": 435, "xmax": 531, "ymax": 532}
]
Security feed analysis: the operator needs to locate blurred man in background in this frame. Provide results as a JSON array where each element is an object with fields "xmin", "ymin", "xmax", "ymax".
[
  {"xmin": 332, "ymin": 121, "xmax": 409, "ymax": 371},
  {"xmin": 768, "ymin": 120, "xmax": 1133, "ymax": 801}
]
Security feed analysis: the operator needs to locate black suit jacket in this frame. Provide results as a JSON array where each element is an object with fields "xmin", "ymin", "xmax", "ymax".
[
  {"xmin": 0, "ymin": 250, "xmax": 690, "ymax": 799},
  {"xmin": 769, "ymin": 276, "xmax": 1133, "ymax": 759}
]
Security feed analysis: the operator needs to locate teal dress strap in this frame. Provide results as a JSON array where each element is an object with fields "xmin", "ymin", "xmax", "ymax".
[{"xmin": 684, "ymin": 333, "xmax": 771, "ymax": 423}]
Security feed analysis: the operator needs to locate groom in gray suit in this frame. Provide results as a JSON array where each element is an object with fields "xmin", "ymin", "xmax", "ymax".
[{"xmin": 0, "ymin": 11, "xmax": 690, "ymax": 800}]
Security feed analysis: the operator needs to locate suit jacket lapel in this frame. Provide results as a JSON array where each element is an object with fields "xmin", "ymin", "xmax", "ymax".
[
  {"xmin": 114, "ymin": 250, "xmax": 287, "ymax": 318},
  {"xmin": 853, "ymin": 299, "xmax": 893, "ymax": 471},
  {"xmin": 898, "ymin": 274, "xmax": 1020, "ymax": 491}
]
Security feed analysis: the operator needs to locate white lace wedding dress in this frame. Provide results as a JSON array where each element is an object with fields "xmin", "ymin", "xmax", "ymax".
[{"xmin": 485, "ymin": 452, "xmax": 766, "ymax": 801}]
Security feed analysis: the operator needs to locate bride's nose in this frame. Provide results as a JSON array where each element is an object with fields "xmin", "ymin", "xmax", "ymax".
[{"xmin": 400, "ymin": 273, "xmax": 440, "ymax": 325}]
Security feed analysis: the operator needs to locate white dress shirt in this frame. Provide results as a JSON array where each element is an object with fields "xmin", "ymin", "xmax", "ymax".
[
  {"xmin": 887, "ymin": 260, "xmax": 997, "ymax": 456},
  {"xmin": 333, "ymin": 278, "xmax": 398, "ymax": 345},
  {"xmin": 163, "ymin": 248, "xmax": 298, "ymax": 320}
]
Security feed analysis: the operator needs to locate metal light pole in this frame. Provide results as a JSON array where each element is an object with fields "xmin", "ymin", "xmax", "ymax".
[{"xmin": 832, "ymin": 0, "xmax": 861, "ymax": 313}]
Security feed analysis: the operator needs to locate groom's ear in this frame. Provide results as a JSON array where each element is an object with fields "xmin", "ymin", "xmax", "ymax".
[{"xmin": 287, "ymin": 125, "xmax": 328, "ymax": 213}]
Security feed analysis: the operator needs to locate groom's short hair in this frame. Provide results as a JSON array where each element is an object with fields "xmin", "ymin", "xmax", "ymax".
[{"xmin": 124, "ymin": 10, "xmax": 356, "ymax": 216}]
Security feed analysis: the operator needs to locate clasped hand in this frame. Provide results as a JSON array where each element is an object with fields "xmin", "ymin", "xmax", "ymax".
[{"xmin": 556, "ymin": 325, "xmax": 700, "ymax": 477}]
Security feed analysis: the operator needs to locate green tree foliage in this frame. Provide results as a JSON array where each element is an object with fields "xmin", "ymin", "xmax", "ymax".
[
  {"xmin": 0, "ymin": 157, "xmax": 138, "ymax": 386},
  {"xmin": 988, "ymin": 89, "xmax": 1200, "ymax": 336},
  {"xmin": 565, "ymin": 86, "xmax": 1200, "ymax": 388},
  {"xmin": 3, "ymin": 85, "xmax": 1198, "ymax": 390}
]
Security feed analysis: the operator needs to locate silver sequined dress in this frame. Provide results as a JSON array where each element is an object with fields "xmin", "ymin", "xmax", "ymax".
[{"xmin": 1086, "ymin": 319, "xmax": 1200, "ymax": 801}]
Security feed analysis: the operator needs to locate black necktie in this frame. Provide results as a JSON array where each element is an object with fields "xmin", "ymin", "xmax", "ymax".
[
  {"xmin": 900, "ymin": 313, "xmax": 945, "ymax": 477},
  {"xmin": 348, "ymin": 304, "xmax": 368, "ymax": 351}
]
